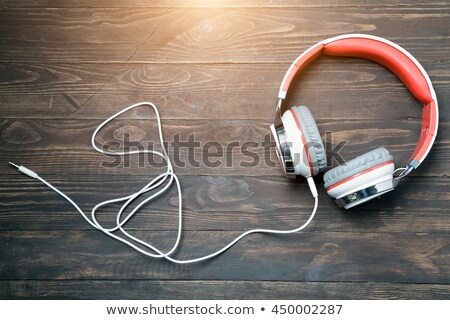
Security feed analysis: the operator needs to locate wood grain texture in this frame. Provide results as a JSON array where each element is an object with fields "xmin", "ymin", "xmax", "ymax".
[
  {"xmin": 0, "ymin": 7, "xmax": 448, "ymax": 63},
  {"xmin": 1, "ymin": 1, "xmax": 449, "ymax": 299},
  {"xmin": 0, "ymin": 62, "xmax": 449, "ymax": 120},
  {"xmin": 1, "ymin": 118, "xmax": 448, "ymax": 176},
  {"xmin": 1, "ymin": 280, "xmax": 448, "ymax": 300},
  {"xmin": 0, "ymin": 230, "xmax": 449, "ymax": 283},
  {"xmin": 1, "ymin": 175, "xmax": 450, "ymax": 234}
]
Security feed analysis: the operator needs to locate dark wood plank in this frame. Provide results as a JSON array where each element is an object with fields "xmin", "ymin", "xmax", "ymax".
[
  {"xmin": 1, "ymin": 118, "xmax": 448, "ymax": 176},
  {"xmin": 1, "ymin": 175, "xmax": 449, "ymax": 233},
  {"xmin": 0, "ymin": 230, "xmax": 449, "ymax": 282},
  {"xmin": 1, "ymin": 280, "xmax": 449, "ymax": 299},
  {"xmin": 0, "ymin": 7, "xmax": 448, "ymax": 63},
  {"xmin": 0, "ymin": 62, "xmax": 448, "ymax": 120}
]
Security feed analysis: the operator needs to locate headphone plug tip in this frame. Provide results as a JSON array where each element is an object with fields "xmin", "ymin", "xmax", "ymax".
[{"xmin": 9, "ymin": 162, "xmax": 19, "ymax": 169}]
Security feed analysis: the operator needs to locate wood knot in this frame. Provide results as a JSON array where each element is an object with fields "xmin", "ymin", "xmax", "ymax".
[
  {"xmin": 197, "ymin": 18, "xmax": 215, "ymax": 33},
  {"xmin": 113, "ymin": 125, "xmax": 146, "ymax": 142},
  {"xmin": 319, "ymin": 243, "xmax": 339, "ymax": 255},
  {"xmin": 209, "ymin": 178, "xmax": 253, "ymax": 202},
  {"xmin": 196, "ymin": 18, "xmax": 222, "ymax": 40},
  {"xmin": 2, "ymin": 121, "xmax": 41, "ymax": 144}
]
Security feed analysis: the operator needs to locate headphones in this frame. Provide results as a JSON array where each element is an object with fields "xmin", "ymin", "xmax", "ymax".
[
  {"xmin": 271, "ymin": 34, "xmax": 439, "ymax": 209},
  {"xmin": 9, "ymin": 34, "xmax": 439, "ymax": 263}
]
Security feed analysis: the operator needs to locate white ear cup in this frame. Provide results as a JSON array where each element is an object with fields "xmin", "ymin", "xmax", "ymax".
[
  {"xmin": 281, "ymin": 109, "xmax": 314, "ymax": 177},
  {"xmin": 324, "ymin": 148, "xmax": 395, "ymax": 208},
  {"xmin": 280, "ymin": 106, "xmax": 326, "ymax": 178}
]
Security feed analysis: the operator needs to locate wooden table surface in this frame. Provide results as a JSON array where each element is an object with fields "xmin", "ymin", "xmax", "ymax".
[{"xmin": 0, "ymin": 0, "xmax": 449, "ymax": 299}]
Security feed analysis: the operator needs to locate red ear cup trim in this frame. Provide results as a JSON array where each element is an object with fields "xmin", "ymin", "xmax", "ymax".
[
  {"xmin": 409, "ymin": 100, "xmax": 438, "ymax": 164},
  {"xmin": 323, "ymin": 38, "xmax": 433, "ymax": 105},
  {"xmin": 326, "ymin": 160, "xmax": 394, "ymax": 192},
  {"xmin": 290, "ymin": 109, "xmax": 314, "ymax": 176}
]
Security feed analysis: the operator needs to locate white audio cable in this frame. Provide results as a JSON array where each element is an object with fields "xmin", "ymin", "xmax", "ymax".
[{"xmin": 9, "ymin": 101, "xmax": 319, "ymax": 264}]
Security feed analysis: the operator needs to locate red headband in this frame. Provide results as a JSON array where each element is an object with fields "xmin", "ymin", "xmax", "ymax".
[{"xmin": 278, "ymin": 34, "xmax": 438, "ymax": 169}]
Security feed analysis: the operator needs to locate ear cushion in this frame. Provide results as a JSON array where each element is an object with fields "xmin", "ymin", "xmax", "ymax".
[
  {"xmin": 323, "ymin": 147, "xmax": 393, "ymax": 189},
  {"xmin": 291, "ymin": 106, "xmax": 327, "ymax": 175}
]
